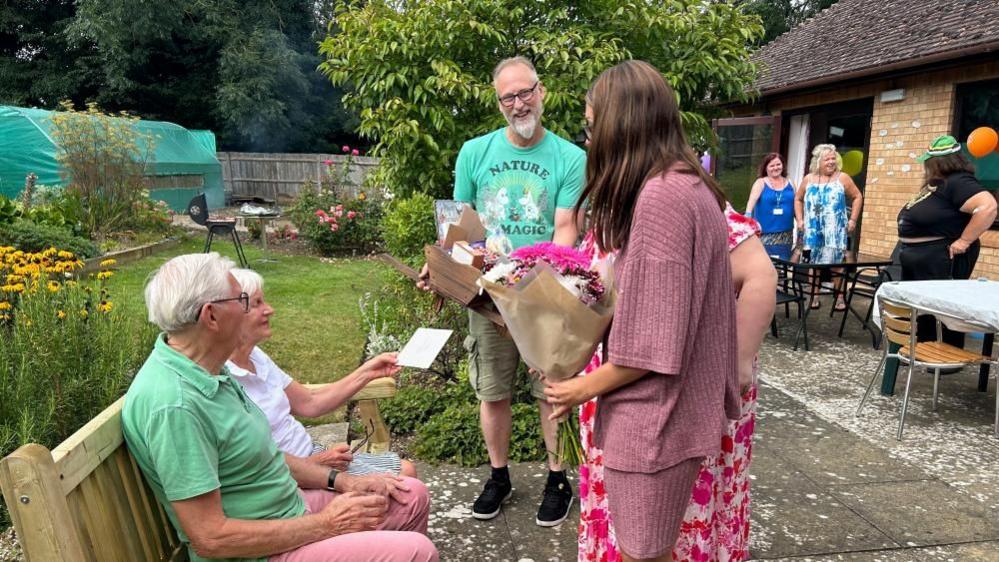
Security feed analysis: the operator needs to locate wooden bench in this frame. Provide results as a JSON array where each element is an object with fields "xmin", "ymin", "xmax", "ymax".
[{"xmin": 0, "ymin": 377, "xmax": 397, "ymax": 561}]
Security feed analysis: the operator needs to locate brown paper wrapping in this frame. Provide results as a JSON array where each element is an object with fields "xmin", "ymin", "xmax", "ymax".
[{"xmin": 477, "ymin": 262, "xmax": 615, "ymax": 381}]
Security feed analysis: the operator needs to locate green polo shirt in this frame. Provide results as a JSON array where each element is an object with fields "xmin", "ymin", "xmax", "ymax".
[{"xmin": 122, "ymin": 334, "xmax": 305, "ymax": 562}]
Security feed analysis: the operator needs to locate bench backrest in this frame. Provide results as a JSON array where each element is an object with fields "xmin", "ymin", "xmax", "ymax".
[
  {"xmin": 0, "ymin": 396, "xmax": 186, "ymax": 562},
  {"xmin": 0, "ymin": 376, "xmax": 398, "ymax": 561}
]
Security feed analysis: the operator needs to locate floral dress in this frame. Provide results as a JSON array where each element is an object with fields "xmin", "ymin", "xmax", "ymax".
[
  {"xmin": 577, "ymin": 205, "xmax": 761, "ymax": 562},
  {"xmin": 802, "ymin": 175, "xmax": 848, "ymax": 251}
]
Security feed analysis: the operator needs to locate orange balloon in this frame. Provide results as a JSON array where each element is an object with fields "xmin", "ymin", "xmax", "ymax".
[{"xmin": 967, "ymin": 126, "xmax": 998, "ymax": 158}]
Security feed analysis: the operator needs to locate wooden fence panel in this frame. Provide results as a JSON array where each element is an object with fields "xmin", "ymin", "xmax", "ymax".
[{"xmin": 217, "ymin": 152, "xmax": 379, "ymax": 202}]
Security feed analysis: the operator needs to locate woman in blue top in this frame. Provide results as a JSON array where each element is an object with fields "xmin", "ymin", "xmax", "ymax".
[
  {"xmin": 745, "ymin": 153, "xmax": 795, "ymax": 258},
  {"xmin": 793, "ymin": 144, "xmax": 864, "ymax": 310}
]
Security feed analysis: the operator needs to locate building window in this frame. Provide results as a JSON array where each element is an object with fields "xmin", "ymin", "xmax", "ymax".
[{"xmin": 954, "ymin": 78, "xmax": 999, "ymax": 191}]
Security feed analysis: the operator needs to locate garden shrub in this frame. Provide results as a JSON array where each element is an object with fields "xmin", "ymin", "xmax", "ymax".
[
  {"xmin": 287, "ymin": 149, "xmax": 384, "ymax": 256},
  {"xmin": 380, "ymin": 384, "xmax": 447, "ymax": 436},
  {"xmin": 0, "ymin": 247, "xmax": 157, "ymax": 526},
  {"xmin": 0, "ymin": 220, "xmax": 98, "ymax": 258},
  {"xmin": 49, "ymin": 101, "xmax": 156, "ymax": 240},
  {"xmin": 412, "ymin": 401, "xmax": 488, "ymax": 466},
  {"xmin": 380, "ymin": 192, "xmax": 435, "ymax": 266}
]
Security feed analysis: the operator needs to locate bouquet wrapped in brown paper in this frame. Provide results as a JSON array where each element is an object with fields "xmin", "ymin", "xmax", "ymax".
[{"xmin": 476, "ymin": 242, "xmax": 615, "ymax": 465}]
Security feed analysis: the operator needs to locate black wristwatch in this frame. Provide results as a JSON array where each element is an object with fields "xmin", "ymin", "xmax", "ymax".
[{"xmin": 327, "ymin": 469, "xmax": 339, "ymax": 491}]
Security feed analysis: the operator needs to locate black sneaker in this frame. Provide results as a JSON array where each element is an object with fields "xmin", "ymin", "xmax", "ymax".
[
  {"xmin": 536, "ymin": 478, "xmax": 573, "ymax": 527},
  {"xmin": 472, "ymin": 478, "xmax": 512, "ymax": 520}
]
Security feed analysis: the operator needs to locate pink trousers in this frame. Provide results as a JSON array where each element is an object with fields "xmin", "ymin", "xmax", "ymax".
[{"xmin": 269, "ymin": 477, "xmax": 438, "ymax": 562}]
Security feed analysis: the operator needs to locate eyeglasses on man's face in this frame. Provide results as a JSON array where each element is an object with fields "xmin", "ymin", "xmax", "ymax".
[
  {"xmin": 199, "ymin": 291, "xmax": 250, "ymax": 319},
  {"xmin": 498, "ymin": 81, "xmax": 540, "ymax": 108}
]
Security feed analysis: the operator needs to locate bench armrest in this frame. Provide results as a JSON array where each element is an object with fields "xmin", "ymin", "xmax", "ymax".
[{"xmin": 303, "ymin": 376, "xmax": 397, "ymax": 402}]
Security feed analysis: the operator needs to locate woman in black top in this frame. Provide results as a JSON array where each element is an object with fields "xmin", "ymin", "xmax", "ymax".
[{"xmin": 896, "ymin": 135, "xmax": 997, "ymax": 345}]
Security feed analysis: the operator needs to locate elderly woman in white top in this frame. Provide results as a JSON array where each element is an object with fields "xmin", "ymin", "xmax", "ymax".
[{"xmin": 226, "ymin": 268, "xmax": 417, "ymax": 478}]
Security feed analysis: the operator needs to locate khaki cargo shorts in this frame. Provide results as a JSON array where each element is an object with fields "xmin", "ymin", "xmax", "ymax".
[{"xmin": 465, "ymin": 309, "xmax": 546, "ymax": 402}]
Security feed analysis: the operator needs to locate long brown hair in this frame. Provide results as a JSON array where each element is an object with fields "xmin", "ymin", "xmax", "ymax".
[
  {"xmin": 923, "ymin": 151, "xmax": 975, "ymax": 185},
  {"xmin": 575, "ymin": 60, "xmax": 726, "ymax": 253}
]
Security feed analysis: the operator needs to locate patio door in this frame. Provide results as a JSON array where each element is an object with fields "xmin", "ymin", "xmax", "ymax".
[
  {"xmin": 711, "ymin": 116, "xmax": 781, "ymax": 213},
  {"xmin": 783, "ymin": 98, "xmax": 874, "ymax": 250}
]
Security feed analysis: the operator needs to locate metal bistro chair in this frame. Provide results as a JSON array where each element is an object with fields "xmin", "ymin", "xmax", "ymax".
[
  {"xmin": 186, "ymin": 193, "xmax": 248, "ymax": 268},
  {"xmin": 771, "ymin": 260, "xmax": 811, "ymax": 351},
  {"xmin": 857, "ymin": 295, "xmax": 999, "ymax": 439},
  {"xmin": 837, "ymin": 242, "xmax": 902, "ymax": 346}
]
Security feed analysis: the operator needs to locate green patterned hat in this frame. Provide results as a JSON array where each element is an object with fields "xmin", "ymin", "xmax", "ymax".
[{"xmin": 917, "ymin": 135, "xmax": 962, "ymax": 162}]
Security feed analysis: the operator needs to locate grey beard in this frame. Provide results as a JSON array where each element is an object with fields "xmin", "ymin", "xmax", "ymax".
[{"xmin": 512, "ymin": 118, "xmax": 537, "ymax": 140}]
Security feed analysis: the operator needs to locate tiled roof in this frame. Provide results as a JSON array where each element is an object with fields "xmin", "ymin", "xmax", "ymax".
[{"xmin": 753, "ymin": 0, "xmax": 999, "ymax": 95}]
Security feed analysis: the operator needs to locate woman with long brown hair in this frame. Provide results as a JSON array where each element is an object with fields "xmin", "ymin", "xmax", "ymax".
[{"xmin": 544, "ymin": 60, "xmax": 740, "ymax": 562}]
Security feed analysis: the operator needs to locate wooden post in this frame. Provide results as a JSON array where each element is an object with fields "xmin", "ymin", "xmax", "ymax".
[
  {"xmin": 355, "ymin": 399, "xmax": 391, "ymax": 454},
  {"xmin": 0, "ymin": 444, "xmax": 88, "ymax": 562}
]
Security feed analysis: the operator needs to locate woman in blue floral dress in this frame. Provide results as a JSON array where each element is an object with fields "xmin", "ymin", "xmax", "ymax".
[{"xmin": 793, "ymin": 144, "xmax": 863, "ymax": 310}]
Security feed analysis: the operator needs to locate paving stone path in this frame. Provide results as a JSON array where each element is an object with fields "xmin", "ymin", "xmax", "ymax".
[{"xmin": 421, "ymin": 309, "xmax": 999, "ymax": 561}]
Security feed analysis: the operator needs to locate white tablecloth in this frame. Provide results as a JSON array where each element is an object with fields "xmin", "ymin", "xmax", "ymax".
[{"xmin": 873, "ymin": 279, "xmax": 999, "ymax": 333}]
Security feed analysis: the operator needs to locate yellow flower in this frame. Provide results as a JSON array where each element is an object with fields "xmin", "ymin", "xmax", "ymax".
[
  {"xmin": 47, "ymin": 281, "xmax": 61, "ymax": 292},
  {"xmin": 57, "ymin": 310, "xmax": 67, "ymax": 319},
  {"xmin": 99, "ymin": 258, "xmax": 117, "ymax": 267},
  {"xmin": 0, "ymin": 313, "xmax": 10, "ymax": 322},
  {"xmin": 79, "ymin": 309, "xmax": 88, "ymax": 318},
  {"xmin": 0, "ymin": 301, "xmax": 11, "ymax": 311},
  {"xmin": 358, "ymin": 191, "xmax": 367, "ymax": 201},
  {"xmin": 1, "ymin": 283, "xmax": 25, "ymax": 294},
  {"xmin": 97, "ymin": 301, "xmax": 113, "ymax": 313},
  {"xmin": 97, "ymin": 271, "xmax": 114, "ymax": 280},
  {"xmin": 58, "ymin": 250, "xmax": 75, "ymax": 259}
]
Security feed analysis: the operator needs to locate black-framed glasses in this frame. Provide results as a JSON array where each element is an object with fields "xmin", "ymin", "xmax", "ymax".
[
  {"xmin": 198, "ymin": 292, "xmax": 250, "ymax": 319},
  {"xmin": 498, "ymin": 81, "xmax": 540, "ymax": 107}
]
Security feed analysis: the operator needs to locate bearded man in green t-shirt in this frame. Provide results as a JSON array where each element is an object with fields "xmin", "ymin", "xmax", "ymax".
[{"xmin": 420, "ymin": 56, "xmax": 585, "ymax": 527}]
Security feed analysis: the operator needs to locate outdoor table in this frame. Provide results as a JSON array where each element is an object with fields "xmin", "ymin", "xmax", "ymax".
[
  {"xmin": 238, "ymin": 212, "xmax": 281, "ymax": 262},
  {"xmin": 767, "ymin": 245, "xmax": 893, "ymax": 350},
  {"xmin": 874, "ymin": 279, "xmax": 999, "ymax": 395}
]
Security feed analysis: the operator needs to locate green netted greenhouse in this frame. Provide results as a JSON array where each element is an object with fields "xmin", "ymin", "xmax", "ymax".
[{"xmin": 0, "ymin": 105, "xmax": 225, "ymax": 211}]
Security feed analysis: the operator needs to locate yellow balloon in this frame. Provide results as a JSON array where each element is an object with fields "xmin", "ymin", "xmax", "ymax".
[{"xmin": 841, "ymin": 150, "xmax": 864, "ymax": 176}]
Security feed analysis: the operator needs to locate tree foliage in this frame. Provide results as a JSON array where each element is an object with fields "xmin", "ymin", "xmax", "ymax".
[
  {"xmin": 1, "ymin": 0, "xmax": 359, "ymax": 152},
  {"xmin": 319, "ymin": 0, "xmax": 763, "ymax": 198},
  {"xmin": 738, "ymin": 0, "xmax": 841, "ymax": 45},
  {"xmin": 0, "ymin": 0, "xmax": 101, "ymax": 108}
]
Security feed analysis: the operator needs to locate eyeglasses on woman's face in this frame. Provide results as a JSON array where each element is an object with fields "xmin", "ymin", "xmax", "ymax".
[{"xmin": 498, "ymin": 82, "xmax": 540, "ymax": 108}]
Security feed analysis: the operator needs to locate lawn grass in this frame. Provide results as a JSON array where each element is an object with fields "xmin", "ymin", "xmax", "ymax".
[{"xmin": 111, "ymin": 236, "xmax": 389, "ymax": 388}]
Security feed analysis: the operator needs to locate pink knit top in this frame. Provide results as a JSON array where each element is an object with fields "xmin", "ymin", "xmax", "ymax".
[{"xmin": 594, "ymin": 169, "xmax": 739, "ymax": 474}]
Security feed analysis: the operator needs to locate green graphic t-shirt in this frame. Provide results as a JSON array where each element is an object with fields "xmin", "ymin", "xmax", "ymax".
[{"xmin": 453, "ymin": 127, "xmax": 586, "ymax": 249}]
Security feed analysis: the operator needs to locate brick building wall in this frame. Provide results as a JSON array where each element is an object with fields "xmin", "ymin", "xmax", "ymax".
[{"xmin": 739, "ymin": 60, "xmax": 999, "ymax": 277}]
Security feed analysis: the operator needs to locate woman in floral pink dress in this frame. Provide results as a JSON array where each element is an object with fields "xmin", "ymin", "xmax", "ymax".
[{"xmin": 576, "ymin": 205, "xmax": 776, "ymax": 562}]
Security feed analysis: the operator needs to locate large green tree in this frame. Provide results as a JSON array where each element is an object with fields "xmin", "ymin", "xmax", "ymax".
[
  {"xmin": 0, "ymin": 0, "xmax": 101, "ymax": 107},
  {"xmin": 68, "ymin": 0, "xmax": 360, "ymax": 152},
  {"xmin": 319, "ymin": 0, "xmax": 763, "ymax": 198},
  {"xmin": 2, "ymin": 0, "xmax": 358, "ymax": 152}
]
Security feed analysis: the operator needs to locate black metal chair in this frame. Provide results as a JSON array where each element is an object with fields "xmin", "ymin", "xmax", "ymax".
[
  {"xmin": 837, "ymin": 242, "xmax": 902, "ymax": 346},
  {"xmin": 186, "ymin": 193, "xmax": 248, "ymax": 268},
  {"xmin": 771, "ymin": 261, "xmax": 811, "ymax": 351}
]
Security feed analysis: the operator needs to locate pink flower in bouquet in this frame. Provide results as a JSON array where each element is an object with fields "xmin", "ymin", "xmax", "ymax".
[
  {"xmin": 510, "ymin": 242, "xmax": 590, "ymax": 272},
  {"xmin": 482, "ymin": 242, "xmax": 606, "ymax": 305},
  {"xmin": 347, "ymin": 210, "xmax": 357, "ymax": 219},
  {"xmin": 330, "ymin": 223, "xmax": 339, "ymax": 232}
]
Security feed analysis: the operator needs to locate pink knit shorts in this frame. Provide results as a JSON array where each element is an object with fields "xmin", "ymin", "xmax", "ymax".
[{"xmin": 603, "ymin": 457, "xmax": 702, "ymax": 559}]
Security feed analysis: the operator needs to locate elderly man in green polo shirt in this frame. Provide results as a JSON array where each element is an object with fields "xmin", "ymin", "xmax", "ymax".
[{"xmin": 122, "ymin": 253, "xmax": 437, "ymax": 562}]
